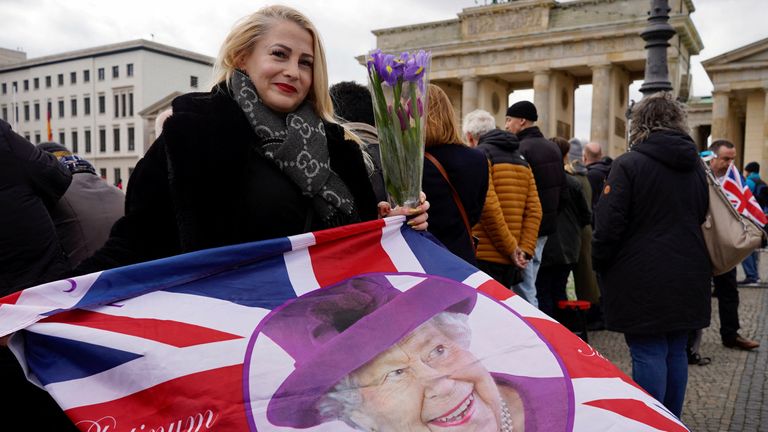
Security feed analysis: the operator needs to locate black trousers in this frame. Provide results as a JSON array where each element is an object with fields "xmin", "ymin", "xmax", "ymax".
[
  {"xmin": 535, "ymin": 264, "xmax": 573, "ymax": 318},
  {"xmin": 713, "ymin": 268, "xmax": 740, "ymax": 341}
]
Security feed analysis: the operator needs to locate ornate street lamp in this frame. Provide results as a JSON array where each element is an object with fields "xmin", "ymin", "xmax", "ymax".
[{"xmin": 639, "ymin": 0, "xmax": 676, "ymax": 96}]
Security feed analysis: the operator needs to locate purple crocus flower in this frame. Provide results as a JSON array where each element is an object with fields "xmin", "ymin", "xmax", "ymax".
[
  {"xmin": 403, "ymin": 50, "xmax": 430, "ymax": 93},
  {"xmin": 396, "ymin": 107, "xmax": 408, "ymax": 131},
  {"xmin": 368, "ymin": 49, "xmax": 403, "ymax": 87}
]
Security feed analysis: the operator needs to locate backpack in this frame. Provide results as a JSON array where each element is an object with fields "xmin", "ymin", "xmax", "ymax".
[{"xmin": 753, "ymin": 178, "xmax": 768, "ymax": 211}]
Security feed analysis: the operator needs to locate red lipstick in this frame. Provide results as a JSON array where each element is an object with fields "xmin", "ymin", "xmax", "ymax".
[{"xmin": 275, "ymin": 83, "xmax": 297, "ymax": 93}]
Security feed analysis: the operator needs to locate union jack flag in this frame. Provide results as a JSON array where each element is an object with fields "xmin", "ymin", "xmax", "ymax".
[
  {"xmin": 721, "ymin": 163, "xmax": 768, "ymax": 225},
  {"xmin": 0, "ymin": 217, "xmax": 688, "ymax": 431}
]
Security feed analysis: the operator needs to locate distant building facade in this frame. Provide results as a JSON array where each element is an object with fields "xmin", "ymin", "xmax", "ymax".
[{"xmin": 0, "ymin": 40, "xmax": 213, "ymax": 188}]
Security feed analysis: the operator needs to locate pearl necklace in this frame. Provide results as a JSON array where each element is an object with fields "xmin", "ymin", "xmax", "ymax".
[{"xmin": 500, "ymin": 399, "xmax": 514, "ymax": 432}]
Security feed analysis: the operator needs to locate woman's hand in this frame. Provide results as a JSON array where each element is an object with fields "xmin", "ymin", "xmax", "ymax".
[
  {"xmin": 377, "ymin": 192, "xmax": 430, "ymax": 231},
  {"xmin": 513, "ymin": 248, "xmax": 529, "ymax": 269}
]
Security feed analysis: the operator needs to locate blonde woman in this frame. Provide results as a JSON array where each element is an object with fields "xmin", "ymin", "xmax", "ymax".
[
  {"xmin": 421, "ymin": 84, "xmax": 492, "ymax": 265},
  {"xmin": 74, "ymin": 5, "xmax": 428, "ymax": 274}
]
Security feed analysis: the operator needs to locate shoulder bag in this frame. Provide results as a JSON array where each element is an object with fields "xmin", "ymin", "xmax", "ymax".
[{"xmin": 701, "ymin": 160, "xmax": 766, "ymax": 275}]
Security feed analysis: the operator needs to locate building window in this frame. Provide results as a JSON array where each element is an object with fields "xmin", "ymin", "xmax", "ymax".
[
  {"xmin": 58, "ymin": 99, "xmax": 65, "ymax": 118},
  {"xmin": 112, "ymin": 65, "xmax": 119, "ymax": 79},
  {"xmin": 70, "ymin": 97, "xmax": 77, "ymax": 117},
  {"xmin": 98, "ymin": 94, "xmax": 105, "ymax": 114},
  {"xmin": 34, "ymin": 132, "xmax": 40, "ymax": 143},
  {"xmin": 190, "ymin": 76, "xmax": 198, "ymax": 88},
  {"xmin": 45, "ymin": 76, "xmax": 51, "ymax": 88},
  {"xmin": 59, "ymin": 131, "xmax": 65, "ymax": 145},
  {"xmin": 129, "ymin": 93, "xmax": 134, "ymax": 116},
  {"xmin": 34, "ymin": 102, "xmax": 39, "ymax": 120},
  {"xmin": 121, "ymin": 93, "xmax": 127, "ymax": 117},
  {"xmin": 114, "ymin": 94, "xmax": 119, "ymax": 118},
  {"xmin": 23, "ymin": 103, "xmax": 29, "ymax": 122},
  {"xmin": 70, "ymin": 72, "xmax": 76, "ymax": 84},
  {"xmin": 12, "ymin": 82, "xmax": 17, "ymax": 93},
  {"xmin": 47, "ymin": 101, "xmax": 52, "ymax": 118},
  {"xmin": 100, "ymin": 168, "xmax": 106, "ymax": 179},
  {"xmin": 114, "ymin": 168, "xmax": 122, "ymax": 185},
  {"xmin": 57, "ymin": 74, "xmax": 64, "ymax": 86},
  {"xmin": 1, "ymin": 83, "xmax": 5, "ymax": 94},
  {"xmin": 113, "ymin": 126, "xmax": 120, "ymax": 151},
  {"xmin": 24, "ymin": 133, "xmax": 30, "ymax": 141},
  {"xmin": 1, "ymin": 105, "xmax": 6, "ymax": 121},
  {"xmin": 33, "ymin": 77, "xmax": 39, "ymax": 89},
  {"xmin": 99, "ymin": 128, "xmax": 106, "ymax": 152},
  {"xmin": 127, "ymin": 63, "xmax": 134, "ymax": 77},
  {"xmin": 23, "ymin": 79, "xmax": 28, "ymax": 91},
  {"xmin": 84, "ymin": 70, "xmax": 90, "ymax": 83},
  {"xmin": 128, "ymin": 126, "xmax": 135, "ymax": 151},
  {"xmin": 84, "ymin": 96, "xmax": 91, "ymax": 115},
  {"xmin": 72, "ymin": 130, "xmax": 78, "ymax": 153},
  {"xmin": 85, "ymin": 129, "xmax": 91, "ymax": 153},
  {"xmin": 98, "ymin": 68, "xmax": 105, "ymax": 81}
]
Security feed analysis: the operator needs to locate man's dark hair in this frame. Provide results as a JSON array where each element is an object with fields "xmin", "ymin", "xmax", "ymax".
[
  {"xmin": 709, "ymin": 139, "xmax": 735, "ymax": 155},
  {"xmin": 329, "ymin": 81, "xmax": 375, "ymax": 126}
]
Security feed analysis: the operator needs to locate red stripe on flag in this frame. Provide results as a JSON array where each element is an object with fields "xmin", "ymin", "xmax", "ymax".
[
  {"xmin": 309, "ymin": 220, "xmax": 397, "ymax": 286},
  {"xmin": 0, "ymin": 290, "xmax": 23, "ymax": 306},
  {"xmin": 525, "ymin": 317, "xmax": 639, "ymax": 385},
  {"xmin": 476, "ymin": 278, "xmax": 514, "ymax": 301},
  {"xmin": 585, "ymin": 399, "xmax": 688, "ymax": 432},
  {"xmin": 41, "ymin": 310, "xmax": 242, "ymax": 347},
  {"xmin": 65, "ymin": 364, "xmax": 249, "ymax": 431}
]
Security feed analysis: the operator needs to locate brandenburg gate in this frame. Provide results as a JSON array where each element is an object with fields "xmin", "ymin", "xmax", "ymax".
[{"xmin": 365, "ymin": 0, "xmax": 701, "ymax": 157}]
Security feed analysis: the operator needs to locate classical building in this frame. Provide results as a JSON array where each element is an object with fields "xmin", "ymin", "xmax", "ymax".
[
  {"xmin": 0, "ymin": 40, "xmax": 213, "ymax": 187},
  {"xmin": 690, "ymin": 37, "xmax": 768, "ymax": 169},
  {"xmin": 365, "ymin": 0, "xmax": 701, "ymax": 157}
]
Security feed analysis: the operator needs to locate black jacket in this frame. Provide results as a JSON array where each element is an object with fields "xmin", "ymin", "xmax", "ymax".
[
  {"xmin": 592, "ymin": 130, "xmax": 711, "ymax": 334},
  {"xmin": 541, "ymin": 173, "xmax": 591, "ymax": 267},
  {"xmin": 423, "ymin": 144, "xmax": 488, "ymax": 265},
  {"xmin": 516, "ymin": 126, "xmax": 565, "ymax": 237},
  {"xmin": 586, "ymin": 159, "xmax": 612, "ymax": 207},
  {"xmin": 0, "ymin": 120, "xmax": 72, "ymax": 295},
  {"xmin": 75, "ymin": 85, "xmax": 377, "ymax": 274}
]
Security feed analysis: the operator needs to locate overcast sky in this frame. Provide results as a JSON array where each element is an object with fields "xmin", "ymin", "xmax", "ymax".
[{"xmin": 2, "ymin": 0, "xmax": 765, "ymax": 139}]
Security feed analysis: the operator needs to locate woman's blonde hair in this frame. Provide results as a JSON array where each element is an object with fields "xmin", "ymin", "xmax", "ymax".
[
  {"xmin": 425, "ymin": 84, "xmax": 464, "ymax": 147},
  {"xmin": 213, "ymin": 5, "xmax": 335, "ymax": 122}
]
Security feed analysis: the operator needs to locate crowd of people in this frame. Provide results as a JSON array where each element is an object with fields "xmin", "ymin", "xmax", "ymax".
[{"xmin": 1, "ymin": 3, "xmax": 764, "ymax": 428}]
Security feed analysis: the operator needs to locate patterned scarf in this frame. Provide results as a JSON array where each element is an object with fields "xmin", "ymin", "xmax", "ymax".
[{"xmin": 230, "ymin": 70, "xmax": 357, "ymax": 227}]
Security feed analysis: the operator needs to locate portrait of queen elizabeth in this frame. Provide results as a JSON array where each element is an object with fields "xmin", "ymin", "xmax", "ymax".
[{"xmin": 254, "ymin": 274, "xmax": 571, "ymax": 431}]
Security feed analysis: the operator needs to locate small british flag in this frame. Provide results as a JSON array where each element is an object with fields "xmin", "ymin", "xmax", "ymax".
[{"xmin": 721, "ymin": 163, "xmax": 768, "ymax": 226}]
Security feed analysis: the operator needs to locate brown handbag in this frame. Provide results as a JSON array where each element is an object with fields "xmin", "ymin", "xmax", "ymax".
[
  {"xmin": 425, "ymin": 152, "xmax": 478, "ymax": 251},
  {"xmin": 700, "ymin": 160, "xmax": 766, "ymax": 275}
]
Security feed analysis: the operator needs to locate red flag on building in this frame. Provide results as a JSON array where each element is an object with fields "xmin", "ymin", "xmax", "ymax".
[{"xmin": 46, "ymin": 103, "xmax": 52, "ymax": 141}]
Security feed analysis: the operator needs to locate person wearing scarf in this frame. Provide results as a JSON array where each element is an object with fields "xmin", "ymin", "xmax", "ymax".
[{"xmin": 73, "ymin": 5, "xmax": 428, "ymax": 275}]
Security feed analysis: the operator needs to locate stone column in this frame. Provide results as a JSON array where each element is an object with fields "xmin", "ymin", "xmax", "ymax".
[
  {"xmin": 461, "ymin": 76, "xmax": 479, "ymax": 120},
  {"xmin": 590, "ymin": 64, "xmax": 612, "ymax": 152},
  {"xmin": 763, "ymin": 88, "xmax": 768, "ymax": 169},
  {"xmin": 711, "ymin": 90, "xmax": 730, "ymax": 141},
  {"xmin": 533, "ymin": 70, "xmax": 550, "ymax": 136}
]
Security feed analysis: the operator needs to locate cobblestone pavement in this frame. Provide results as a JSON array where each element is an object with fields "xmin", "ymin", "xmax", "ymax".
[{"xmin": 587, "ymin": 287, "xmax": 767, "ymax": 432}]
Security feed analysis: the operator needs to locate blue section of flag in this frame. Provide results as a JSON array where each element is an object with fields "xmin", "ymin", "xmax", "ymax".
[
  {"xmin": 24, "ymin": 331, "xmax": 143, "ymax": 386},
  {"xmin": 71, "ymin": 236, "xmax": 296, "ymax": 311},
  {"xmin": 402, "ymin": 227, "xmax": 478, "ymax": 281}
]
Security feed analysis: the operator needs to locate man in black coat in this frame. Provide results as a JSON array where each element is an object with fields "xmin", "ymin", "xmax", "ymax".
[
  {"xmin": 505, "ymin": 101, "xmax": 565, "ymax": 308},
  {"xmin": 583, "ymin": 141, "xmax": 612, "ymax": 208},
  {"xmin": 706, "ymin": 140, "xmax": 760, "ymax": 351},
  {"xmin": 0, "ymin": 119, "xmax": 79, "ymax": 430}
]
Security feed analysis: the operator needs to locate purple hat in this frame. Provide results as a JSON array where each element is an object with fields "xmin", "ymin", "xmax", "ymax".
[{"xmin": 261, "ymin": 274, "xmax": 477, "ymax": 428}]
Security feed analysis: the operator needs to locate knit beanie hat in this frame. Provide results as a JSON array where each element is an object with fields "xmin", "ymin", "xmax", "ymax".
[
  {"xmin": 38, "ymin": 142, "xmax": 97, "ymax": 175},
  {"xmin": 745, "ymin": 161, "xmax": 760, "ymax": 174},
  {"xmin": 506, "ymin": 100, "xmax": 538, "ymax": 121}
]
